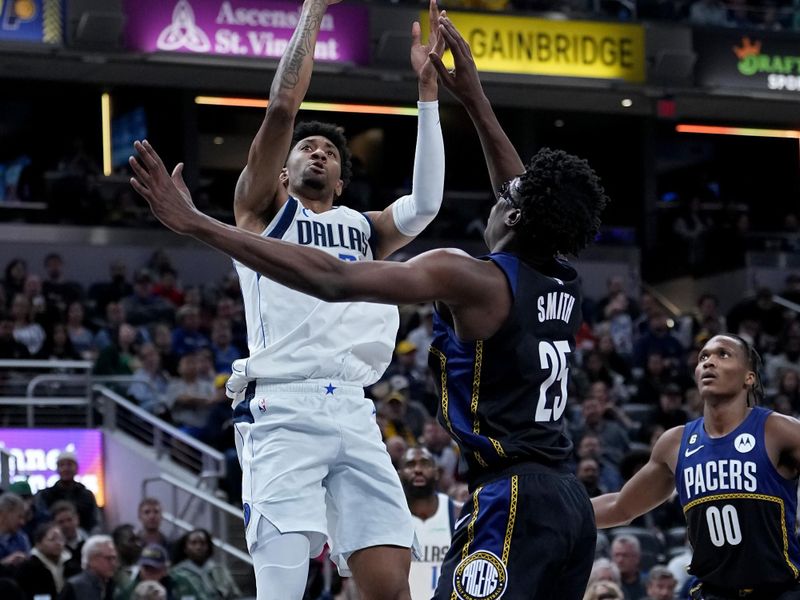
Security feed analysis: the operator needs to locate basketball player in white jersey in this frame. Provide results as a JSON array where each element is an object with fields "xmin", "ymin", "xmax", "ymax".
[
  {"xmin": 132, "ymin": 1, "xmax": 444, "ymax": 599},
  {"xmin": 399, "ymin": 447, "xmax": 461, "ymax": 600}
]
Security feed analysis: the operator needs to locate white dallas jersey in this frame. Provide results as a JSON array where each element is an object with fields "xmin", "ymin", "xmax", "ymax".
[
  {"xmin": 410, "ymin": 493, "xmax": 457, "ymax": 600},
  {"xmin": 228, "ymin": 197, "xmax": 399, "ymax": 393}
]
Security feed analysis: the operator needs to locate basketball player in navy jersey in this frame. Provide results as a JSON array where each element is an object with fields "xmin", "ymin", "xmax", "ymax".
[
  {"xmin": 592, "ymin": 333, "xmax": 800, "ymax": 600},
  {"xmin": 130, "ymin": 16, "xmax": 607, "ymax": 599}
]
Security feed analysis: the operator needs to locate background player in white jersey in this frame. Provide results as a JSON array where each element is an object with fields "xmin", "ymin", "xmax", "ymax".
[
  {"xmin": 399, "ymin": 447, "xmax": 461, "ymax": 600},
  {"xmin": 134, "ymin": 1, "xmax": 445, "ymax": 599}
]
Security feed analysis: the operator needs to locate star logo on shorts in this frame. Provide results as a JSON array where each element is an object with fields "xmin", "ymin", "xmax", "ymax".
[{"xmin": 325, "ymin": 383, "xmax": 336, "ymax": 395}]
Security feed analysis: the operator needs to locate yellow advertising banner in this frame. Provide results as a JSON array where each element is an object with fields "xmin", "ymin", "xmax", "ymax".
[{"xmin": 422, "ymin": 11, "xmax": 645, "ymax": 82}]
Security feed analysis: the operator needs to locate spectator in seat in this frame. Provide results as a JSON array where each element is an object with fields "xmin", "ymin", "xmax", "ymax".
[
  {"xmin": 582, "ymin": 580, "xmax": 624, "ymax": 600},
  {"xmin": 170, "ymin": 529, "xmax": 241, "ymax": 600},
  {"xmin": 209, "ymin": 319, "xmax": 240, "ymax": 375},
  {"xmin": 0, "ymin": 492, "xmax": 30, "ymax": 567},
  {"xmin": 131, "ymin": 580, "xmax": 166, "ymax": 600},
  {"xmin": 50, "ymin": 501, "xmax": 87, "ymax": 577},
  {"xmin": 58, "ymin": 534, "xmax": 117, "ymax": 600},
  {"xmin": 0, "ymin": 310, "xmax": 30, "ymax": 359},
  {"xmin": 93, "ymin": 323, "xmax": 138, "ymax": 378},
  {"xmin": 610, "ymin": 535, "xmax": 645, "ymax": 600},
  {"xmin": 16, "ymin": 521, "xmax": 74, "ymax": 599},
  {"xmin": 116, "ymin": 544, "xmax": 201, "ymax": 600},
  {"xmin": 571, "ymin": 396, "xmax": 630, "ymax": 467},
  {"xmin": 121, "ymin": 271, "xmax": 174, "ymax": 328},
  {"xmin": 171, "ymin": 306, "xmax": 210, "ymax": 358},
  {"xmin": 152, "ymin": 267, "xmax": 184, "ymax": 308},
  {"xmin": 41, "ymin": 253, "xmax": 83, "ymax": 320},
  {"xmin": 419, "ymin": 419, "xmax": 459, "ymax": 492},
  {"xmin": 9, "ymin": 481, "xmax": 49, "ymax": 543},
  {"xmin": 36, "ymin": 451, "xmax": 100, "ymax": 533},
  {"xmin": 136, "ymin": 499, "xmax": 171, "ymax": 551},
  {"xmin": 112, "ymin": 524, "xmax": 144, "ymax": 594},
  {"xmin": 127, "ymin": 343, "xmax": 171, "ymax": 415},
  {"xmin": 10, "ymin": 294, "xmax": 45, "ymax": 356},
  {"xmin": 88, "ymin": 260, "xmax": 133, "ymax": 316},
  {"xmin": 65, "ymin": 302, "xmax": 94, "ymax": 359},
  {"xmin": 642, "ymin": 565, "xmax": 677, "ymax": 600},
  {"xmin": 36, "ymin": 323, "xmax": 82, "ymax": 361},
  {"xmin": 164, "ymin": 353, "xmax": 216, "ymax": 432},
  {"xmin": 3, "ymin": 259, "xmax": 28, "ymax": 309},
  {"xmin": 652, "ymin": 383, "xmax": 690, "ymax": 430}
]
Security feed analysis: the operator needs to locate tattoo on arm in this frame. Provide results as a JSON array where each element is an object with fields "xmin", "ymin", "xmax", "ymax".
[{"xmin": 278, "ymin": 1, "xmax": 326, "ymax": 91}]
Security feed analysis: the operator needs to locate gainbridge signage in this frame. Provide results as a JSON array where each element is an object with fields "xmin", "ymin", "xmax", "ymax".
[
  {"xmin": 0, "ymin": 0, "xmax": 62, "ymax": 44},
  {"xmin": 695, "ymin": 30, "xmax": 800, "ymax": 93},
  {"xmin": 123, "ymin": 0, "xmax": 369, "ymax": 65},
  {"xmin": 0, "ymin": 429, "xmax": 106, "ymax": 506},
  {"xmin": 421, "ymin": 11, "xmax": 645, "ymax": 82}
]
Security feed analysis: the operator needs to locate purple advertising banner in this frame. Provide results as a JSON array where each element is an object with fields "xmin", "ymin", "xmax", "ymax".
[
  {"xmin": 123, "ymin": 0, "xmax": 369, "ymax": 65},
  {"xmin": 0, "ymin": 429, "xmax": 105, "ymax": 506}
]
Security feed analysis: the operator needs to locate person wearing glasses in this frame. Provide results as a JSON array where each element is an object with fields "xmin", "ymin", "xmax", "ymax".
[{"xmin": 59, "ymin": 535, "xmax": 118, "ymax": 600}]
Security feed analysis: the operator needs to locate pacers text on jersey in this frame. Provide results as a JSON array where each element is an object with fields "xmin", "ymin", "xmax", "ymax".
[{"xmin": 682, "ymin": 459, "xmax": 758, "ymax": 500}]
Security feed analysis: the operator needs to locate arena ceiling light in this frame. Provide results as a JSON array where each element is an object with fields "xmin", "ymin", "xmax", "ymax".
[
  {"xmin": 101, "ymin": 93, "xmax": 112, "ymax": 176},
  {"xmin": 676, "ymin": 124, "xmax": 800, "ymax": 140},
  {"xmin": 194, "ymin": 96, "xmax": 418, "ymax": 116}
]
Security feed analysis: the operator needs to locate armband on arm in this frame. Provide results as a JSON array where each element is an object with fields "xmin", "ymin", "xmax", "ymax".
[{"xmin": 391, "ymin": 100, "xmax": 445, "ymax": 237}]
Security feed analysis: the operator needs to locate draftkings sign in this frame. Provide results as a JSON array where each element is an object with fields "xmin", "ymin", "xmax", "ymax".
[
  {"xmin": 123, "ymin": 0, "xmax": 369, "ymax": 65},
  {"xmin": 422, "ymin": 11, "xmax": 645, "ymax": 82},
  {"xmin": 695, "ymin": 30, "xmax": 800, "ymax": 93}
]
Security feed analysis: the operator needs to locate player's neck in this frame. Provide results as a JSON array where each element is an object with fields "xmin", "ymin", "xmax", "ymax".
[
  {"xmin": 290, "ymin": 188, "xmax": 335, "ymax": 213},
  {"xmin": 409, "ymin": 493, "xmax": 439, "ymax": 521},
  {"xmin": 703, "ymin": 397, "xmax": 750, "ymax": 437}
]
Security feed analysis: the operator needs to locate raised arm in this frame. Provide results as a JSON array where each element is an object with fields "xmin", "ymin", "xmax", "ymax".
[
  {"xmin": 234, "ymin": 0, "xmax": 340, "ymax": 233},
  {"xmin": 131, "ymin": 141, "xmax": 497, "ymax": 311},
  {"xmin": 431, "ymin": 17, "xmax": 524, "ymax": 196},
  {"xmin": 591, "ymin": 426, "xmax": 682, "ymax": 528},
  {"xmin": 368, "ymin": 0, "xmax": 446, "ymax": 259}
]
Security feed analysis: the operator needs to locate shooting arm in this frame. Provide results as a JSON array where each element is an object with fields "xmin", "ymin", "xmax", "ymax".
[{"xmin": 234, "ymin": 0, "xmax": 331, "ymax": 232}]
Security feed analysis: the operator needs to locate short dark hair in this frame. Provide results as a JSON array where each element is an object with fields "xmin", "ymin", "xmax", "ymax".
[
  {"xmin": 50, "ymin": 500, "xmax": 78, "ymax": 518},
  {"xmin": 290, "ymin": 121, "xmax": 352, "ymax": 188},
  {"xmin": 33, "ymin": 521, "xmax": 60, "ymax": 545},
  {"xmin": 506, "ymin": 148, "xmax": 608, "ymax": 257}
]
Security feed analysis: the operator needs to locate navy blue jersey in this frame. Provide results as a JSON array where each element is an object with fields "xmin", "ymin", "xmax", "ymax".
[
  {"xmin": 676, "ymin": 407, "xmax": 800, "ymax": 589},
  {"xmin": 428, "ymin": 252, "xmax": 581, "ymax": 483}
]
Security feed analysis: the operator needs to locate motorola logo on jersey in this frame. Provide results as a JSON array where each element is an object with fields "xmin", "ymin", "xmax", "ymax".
[
  {"xmin": 734, "ymin": 433, "xmax": 756, "ymax": 453},
  {"xmin": 453, "ymin": 550, "xmax": 507, "ymax": 600},
  {"xmin": 296, "ymin": 220, "xmax": 370, "ymax": 257}
]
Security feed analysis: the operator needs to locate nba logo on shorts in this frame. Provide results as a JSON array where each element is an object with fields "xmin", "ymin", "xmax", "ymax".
[
  {"xmin": 453, "ymin": 550, "xmax": 508, "ymax": 600},
  {"xmin": 243, "ymin": 503, "xmax": 251, "ymax": 528},
  {"xmin": 258, "ymin": 398, "xmax": 267, "ymax": 413}
]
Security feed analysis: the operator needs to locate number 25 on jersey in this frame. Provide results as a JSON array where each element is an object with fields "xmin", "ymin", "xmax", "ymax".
[{"xmin": 536, "ymin": 340, "xmax": 571, "ymax": 422}]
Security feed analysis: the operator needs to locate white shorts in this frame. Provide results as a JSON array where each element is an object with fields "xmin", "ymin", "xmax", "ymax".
[{"xmin": 233, "ymin": 380, "xmax": 416, "ymax": 576}]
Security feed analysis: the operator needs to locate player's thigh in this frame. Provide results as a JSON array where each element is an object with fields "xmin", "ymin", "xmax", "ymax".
[
  {"xmin": 348, "ymin": 545, "xmax": 412, "ymax": 600},
  {"xmin": 434, "ymin": 472, "xmax": 595, "ymax": 600}
]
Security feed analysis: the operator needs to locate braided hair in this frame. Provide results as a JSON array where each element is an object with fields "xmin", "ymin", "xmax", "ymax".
[{"xmin": 723, "ymin": 334, "xmax": 765, "ymax": 407}]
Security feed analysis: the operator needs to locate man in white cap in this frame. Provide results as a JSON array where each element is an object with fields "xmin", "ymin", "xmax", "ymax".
[{"xmin": 36, "ymin": 450, "xmax": 100, "ymax": 532}]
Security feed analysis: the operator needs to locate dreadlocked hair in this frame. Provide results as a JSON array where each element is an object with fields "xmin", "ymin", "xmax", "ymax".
[
  {"xmin": 290, "ymin": 121, "xmax": 353, "ymax": 188},
  {"xmin": 724, "ymin": 334, "xmax": 765, "ymax": 407},
  {"xmin": 512, "ymin": 148, "xmax": 609, "ymax": 257}
]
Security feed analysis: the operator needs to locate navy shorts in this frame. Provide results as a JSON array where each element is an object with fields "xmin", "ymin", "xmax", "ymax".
[{"xmin": 433, "ymin": 466, "xmax": 596, "ymax": 600}]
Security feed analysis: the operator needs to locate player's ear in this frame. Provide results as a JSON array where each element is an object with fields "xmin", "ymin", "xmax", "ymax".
[
  {"xmin": 744, "ymin": 370, "xmax": 755, "ymax": 388},
  {"xmin": 505, "ymin": 209, "xmax": 522, "ymax": 227},
  {"xmin": 279, "ymin": 167, "xmax": 289, "ymax": 187},
  {"xmin": 334, "ymin": 179, "xmax": 344, "ymax": 198}
]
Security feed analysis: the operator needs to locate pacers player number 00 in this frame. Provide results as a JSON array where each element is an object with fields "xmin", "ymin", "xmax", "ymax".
[{"xmin": 706, "ymin": 505, "xmax": 743, "ymax": 547}]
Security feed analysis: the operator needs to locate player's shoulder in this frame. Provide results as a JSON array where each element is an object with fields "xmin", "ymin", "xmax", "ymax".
[
  {"xmin": 765, "ymin": 410, "xmax": 800, "ymax": 444},
  {"xmin": 653, "ymin": 425, "xmax": 686, "ymax": 467}
]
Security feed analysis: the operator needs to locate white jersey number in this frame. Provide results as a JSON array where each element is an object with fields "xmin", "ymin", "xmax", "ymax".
[
  {"xmin": 706, "ymin": 505, "xmax": 743, "ymax": 547},
  {"xmin": 535, "ymin": 340, "xmax": 571, "ymax": 422}
]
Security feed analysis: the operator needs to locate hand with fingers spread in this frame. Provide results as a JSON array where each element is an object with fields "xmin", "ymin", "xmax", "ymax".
[
  {"xmin": 429, "ymin": 16, "xmax": 484, "ymax": 108},
  {"xmin": 411, "ymin": 0, "xmax": 446, "ymax": 100},
  {"xmin": 129, "ymin": 140, "xmax": 201, "ymax": 236}
]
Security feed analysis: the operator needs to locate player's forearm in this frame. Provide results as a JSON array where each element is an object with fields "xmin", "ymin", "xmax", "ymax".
[
  {"xmin": 267, "ymin": 0, "xmax": 328, "ymax": 113},
  {"xmin": 189, "ymin": 212, "xmax": 347, "ymax": 301},
  {"xmin": 591, "ymin": 493, "xmax": 633, "ymax": 529},
  {"xmin": 390, "ymin": 101, "xmax": 445, "ymax": 238},
  {"xmin": 463, "ymin": 93, "xmax": 525, "ymax": 196}
]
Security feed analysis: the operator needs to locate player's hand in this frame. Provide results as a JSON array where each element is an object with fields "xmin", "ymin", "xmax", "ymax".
[
  {"xmin": 430, "ymin": 16, "xmax": 483, "ymax": 106},
  {"xmin": 129, "ymin": 140, "xmax": 199, "ymax": 236},
  {"xmin": 411, "ymin": 0, "xmax": 445, "ymax": 91},
  {"xmin": 0, "ymin": 552, "xmax": 26, "ymax": 567}
]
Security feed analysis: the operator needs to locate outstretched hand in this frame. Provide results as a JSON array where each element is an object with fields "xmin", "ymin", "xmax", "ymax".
[
  {"xmin": 129, "ymin": 140, "xmax": 199, "ymax": 236},
  {"xmin": 430, "ymin": 16, "xmax": 483, "ymax": 106},
  {"xmin": 411, "ymin": 0, "xmax": 445, "ymax": 91}
]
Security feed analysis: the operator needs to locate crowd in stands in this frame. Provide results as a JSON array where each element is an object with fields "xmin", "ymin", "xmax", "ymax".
[
  {"xmin": 383, "ymin": 0, "xmax": 800, "ymax": 30},
  {"xmin": 0, "ymin": 450, "xmax": 240, "ymax": 599},
  {"xmin": 2, "ymin": 252, "xmax": 800, "ymax": 599}
]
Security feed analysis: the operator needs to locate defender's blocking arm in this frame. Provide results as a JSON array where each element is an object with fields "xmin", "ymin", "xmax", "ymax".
[
  {"xmin": 234, "ymin": 0, "xmax": 341, "ymax": 233},
  {"xmin": 431, "ymin": 17, "xmax": 525, "ymax": 196}
]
